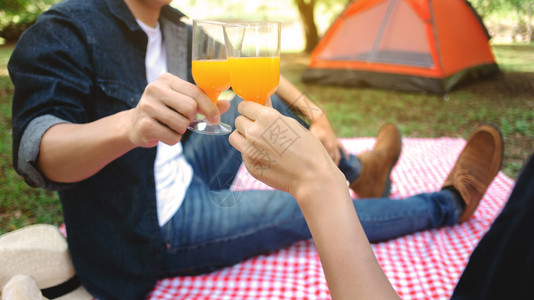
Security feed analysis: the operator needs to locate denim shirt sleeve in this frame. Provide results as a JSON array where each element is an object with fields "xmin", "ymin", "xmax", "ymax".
[
  {"xmin": 9, "ymin": 6, "xmax": 96, "ymax": 189},
  {"xmin": 18, "ymin": 115, "xmax": 74, "ymax": 190}
]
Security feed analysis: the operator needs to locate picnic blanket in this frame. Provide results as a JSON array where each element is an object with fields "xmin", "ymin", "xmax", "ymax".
[{"xmin": 146, "ymin": 137, "xmax": 514, "ymax": 300}]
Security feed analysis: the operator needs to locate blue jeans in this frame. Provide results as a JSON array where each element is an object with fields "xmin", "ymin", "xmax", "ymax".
[{"xmin": 160, "ymin": 95, "xmax": 461, "ymax": 276}]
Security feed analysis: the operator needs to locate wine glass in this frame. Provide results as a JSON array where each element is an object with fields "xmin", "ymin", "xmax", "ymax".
[
  {"xmin": 223, "ymin": 21, "xmax": 281, "ymax": 105},
  {"xmin": 189, "ymin": 20, "xmax": 232, "ymax": 135}
]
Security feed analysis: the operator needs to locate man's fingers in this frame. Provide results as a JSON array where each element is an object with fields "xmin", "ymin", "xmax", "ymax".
[
  {"xmin": 162, "ymin": 73, "xmax": 221, "ymax": 124},
  {"xmin": 158, "ymin": 95, "xmax": 197, "ymax": 133},
  {"xmin": 157, "ymin": 123, "xmax": 184, "ymax": 145},
  {"xmin": 331, "ymin": 150, "xmax": 341, "ymax": 165},
  {"xmin": 196, "ymin": 95, "xmax": 221, "ymax": 124},
  {"xmin": 217, "ymin": 100, "xmax": 231, "ymax": 115},
  {"xmin": 338, "ymin": 142, "xmax": 349, "ymax": 157}
]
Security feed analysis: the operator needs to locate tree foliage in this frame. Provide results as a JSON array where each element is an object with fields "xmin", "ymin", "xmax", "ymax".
[
  {"xmin": 293, "ymin": 0, "xmax": 350, "ymax": 53},
  {"xmin": 469, "ymin": 0, "xmax": 533, "ymax": 42},
  {"xmin": 469, "ymin": 0, "xmax": 533, "ymax": 21},
  {"xmin": 507, "ymin": 0, "xmax": 534, "ymax": 42},
  {"xmin": 469, "ymin": 0, "xmax": 503, "ymax": 19},
  {"xmin": 0, "ymin": 0, "xmax": 59, "ymax": 41}
]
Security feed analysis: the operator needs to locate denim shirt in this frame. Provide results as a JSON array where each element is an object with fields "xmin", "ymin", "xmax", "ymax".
[{"xmin": 9, "ymin": 0, "xmax": 192, "ymax": 298}]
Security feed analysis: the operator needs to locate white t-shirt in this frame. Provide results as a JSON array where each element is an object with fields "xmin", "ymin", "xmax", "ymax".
[{"xmin": 137, "ymin": 20, "xmax": 193, "ymax": 227}]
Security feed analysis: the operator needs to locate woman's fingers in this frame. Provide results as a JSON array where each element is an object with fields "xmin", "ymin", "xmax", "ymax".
[
  {"xmin": 237, "ymin": 100, "xmax": 265, "ymax": 122},
  {"xmin": 234, "ymin": 115, "xmax": 254, "ymax": 138},
  {"xmin": 228, "ymin": 129, "xmax": 246, "ymax": 153}
]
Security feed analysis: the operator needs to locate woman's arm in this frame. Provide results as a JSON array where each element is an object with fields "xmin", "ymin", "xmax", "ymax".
[
  {"xmin": 229, "ymin": 101, "xmax": 399, "ymax": 299},
  {"xmin": 297, "ymin": 179, "xmax": 399, "ymax": 300}
]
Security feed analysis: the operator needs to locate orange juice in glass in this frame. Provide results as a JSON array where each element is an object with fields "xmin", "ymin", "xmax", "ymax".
[
  {"xmin": 189, "ymin": 20, "xmax": 232, "ymax": 135},
  {"xmin": 192, "ymin": 59, "xmax": 230, "ymax": 102},
  {"xmin": 223, "ymin": 22, "xmax": 281, "ymax": 105},
  {"xmin": 227, "ymin": 57, "xmax": 280, "ymax": 105}
]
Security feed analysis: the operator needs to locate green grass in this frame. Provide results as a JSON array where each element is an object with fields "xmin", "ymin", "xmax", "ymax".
[
  {"xmin": 1, "ymin": 43, "xmax": 533, "ymax": 235},
  {"xmin": 0, "ymin": 45, "xmax": 62, "ymax": 234},
  {"xmin": 0, "ymin": 46, "xmax": 62, "ymax": 234},
  {"xmin": 492, "ymin": 43, "xmax": 534, "ymax": 72},
  {"xmin": 281, "ymin": 43, "xmax": 534, "ymax": 178}
]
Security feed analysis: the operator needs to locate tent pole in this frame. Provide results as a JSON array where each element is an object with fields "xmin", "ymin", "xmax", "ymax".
[
  {"xmin": 369, "ymin": 0, "xmax": 399, "ymax": 62},
  {"xmin": 428, "ymin": 0, "xmax": 445, "ymax": 81}
]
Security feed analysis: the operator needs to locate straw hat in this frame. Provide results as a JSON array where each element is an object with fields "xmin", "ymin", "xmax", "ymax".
[{"xmin": 0, "ymin": 224, "xmax": 92, "ymax": 300}]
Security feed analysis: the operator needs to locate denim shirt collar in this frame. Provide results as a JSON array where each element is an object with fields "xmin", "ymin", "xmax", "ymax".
[
  {"xmin": 103, "ymin": 0, "xmax": 189, "ymax": 80},
  {"xmin": 104, "ymin": 0, "xmax": 186, "ymax": 33},
  {"xmin": 104, "ymin": 0, "xmax": 139, "ymax": 31}
]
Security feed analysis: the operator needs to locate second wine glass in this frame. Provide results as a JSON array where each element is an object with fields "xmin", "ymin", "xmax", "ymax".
[
  {"xmin": 189, "ymin": 20, "xmax": 232, "ymax": 135},
  {"xmin": 223, "ymin": 21, "xmax": 281, "ymax": 106}
]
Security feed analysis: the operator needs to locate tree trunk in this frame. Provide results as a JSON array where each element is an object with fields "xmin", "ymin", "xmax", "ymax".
[
  {"xmin": 527, "ymin": 2, "xmax": 532, "ymax": 43},
  {"xmin": 295, "ymin": 0, "xmax": 319, "ymax": 53}
]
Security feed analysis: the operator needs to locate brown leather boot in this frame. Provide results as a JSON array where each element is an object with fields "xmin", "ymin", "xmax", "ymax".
[
  {"xmin": 442, "ymin": 124, "xmax": 504, "ymax": 223},
  {"xmin": 350, "ymin": 123, "xmax": 402, "ymax": 198}
]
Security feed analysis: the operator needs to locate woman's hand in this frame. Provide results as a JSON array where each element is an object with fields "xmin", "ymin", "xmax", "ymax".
[
  {"xmin": 229, "ymin": 101, "xmax": 344, "ymax": 199},
  {"xmin": 229, "ymin": 101, "xmax": 400, "ymax": 300}
]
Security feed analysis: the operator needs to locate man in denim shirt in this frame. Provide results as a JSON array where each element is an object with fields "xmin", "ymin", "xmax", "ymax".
[{"xmin": 8, "ymin": 0, "xmax": 502, "ymax": 299}]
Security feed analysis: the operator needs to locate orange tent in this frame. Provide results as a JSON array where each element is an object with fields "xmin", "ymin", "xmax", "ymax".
[{"xmin": 301, "ymin": 0, "xmax": 499, "ymax": 93}]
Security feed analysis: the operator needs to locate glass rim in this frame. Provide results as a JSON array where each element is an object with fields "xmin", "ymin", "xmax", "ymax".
[
  {"xmin": 222, "ymin": 21, "xmax": 281, "ymax": 28},
  {"xmin": 192, "ymin": 19, "xmax": 226, "ymax": 26}
]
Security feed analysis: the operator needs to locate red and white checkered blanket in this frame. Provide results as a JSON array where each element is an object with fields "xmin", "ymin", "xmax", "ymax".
[{"xmin": 147, "ymin": 137, "xmax": 514, "ymax": 300}]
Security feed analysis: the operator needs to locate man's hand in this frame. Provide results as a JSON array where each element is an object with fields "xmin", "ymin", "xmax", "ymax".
[
  {"xmin": 276, "ymin": 75, "xmax": 343, "ymax": 165},
  {"xmin": 38, "ymin": 73, "xmax": 230, "ymax": 183},
  {"xmin": 127, "ymin": 73, "xmax": 229, "ymax": 148},
  {"xmin": 309, "ymin": 114, "xmax": 345, "ymax": 165}
]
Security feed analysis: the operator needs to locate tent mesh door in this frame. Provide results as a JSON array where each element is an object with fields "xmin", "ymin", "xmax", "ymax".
[{"xmin": 319, "ymin": 0, "xmax": 434, "ymax": 68}]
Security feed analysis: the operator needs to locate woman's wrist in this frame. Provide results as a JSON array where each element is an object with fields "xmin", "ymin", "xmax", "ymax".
[{"xmin": 292, "ymin": 166, "xmax": 348, "ymax": 209}]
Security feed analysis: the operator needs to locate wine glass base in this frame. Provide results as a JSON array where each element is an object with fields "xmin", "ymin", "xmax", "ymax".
[{"xmin": 188, "ymin": 119, "xmax": 232, "ymax": 135}]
